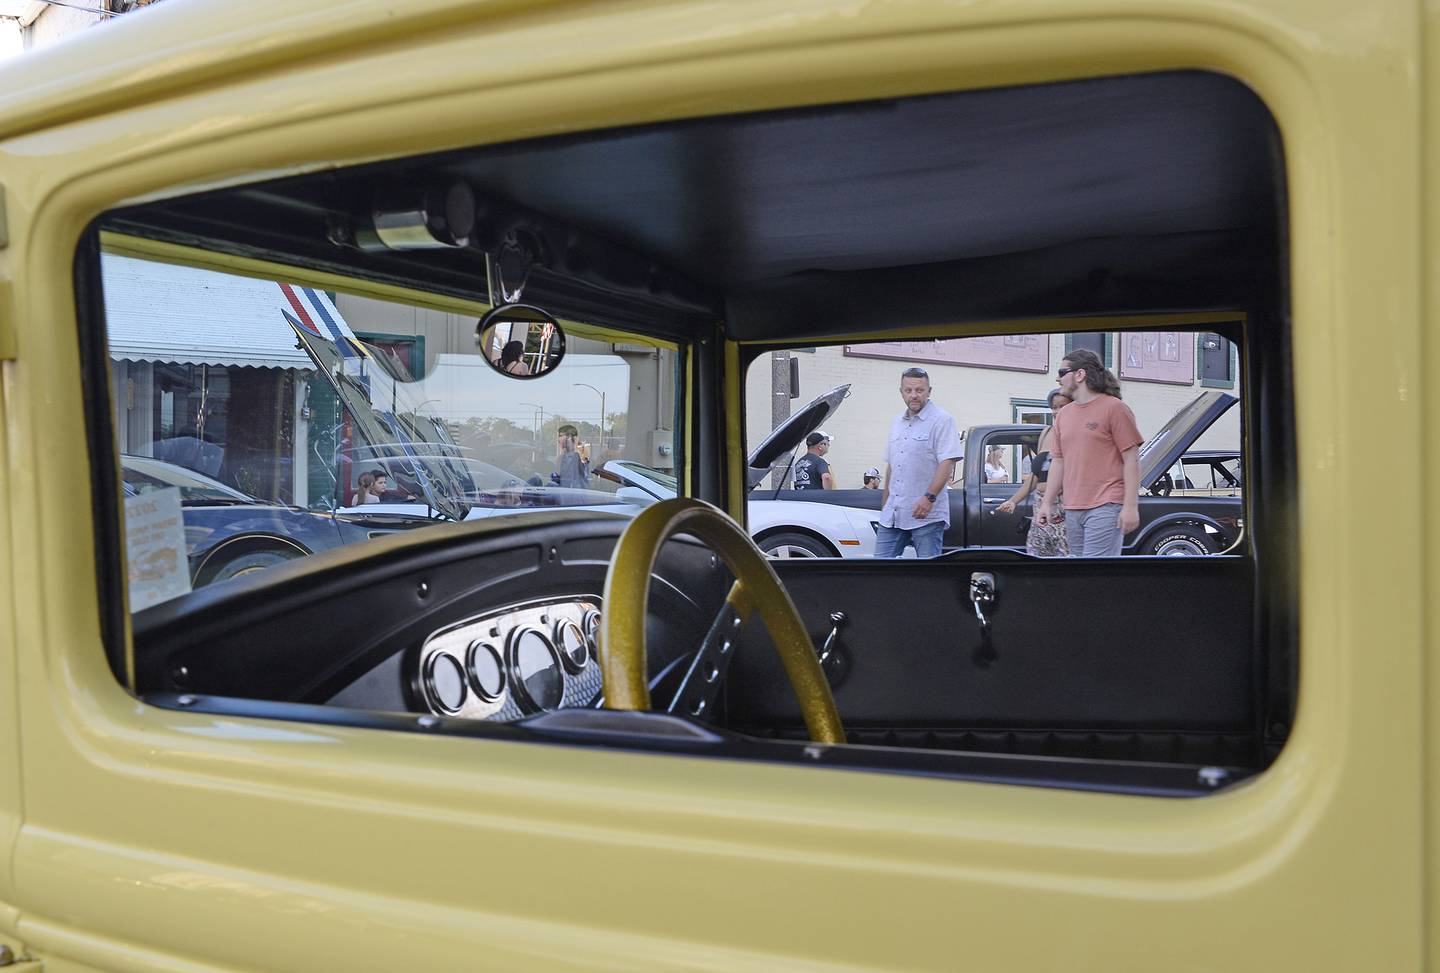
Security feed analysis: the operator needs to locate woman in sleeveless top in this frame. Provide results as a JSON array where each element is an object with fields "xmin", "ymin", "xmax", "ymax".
[{"xmin": 997, "ymin": 389, "xmax": 1073, "ymax": 556}]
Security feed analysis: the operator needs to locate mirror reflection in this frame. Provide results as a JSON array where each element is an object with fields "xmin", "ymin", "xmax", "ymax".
[{"xmin": 476, "ymin": 304, "xmax": 567, "ymax": 379}]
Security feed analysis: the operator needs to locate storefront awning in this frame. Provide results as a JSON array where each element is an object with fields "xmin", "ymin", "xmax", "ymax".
[{"xmin": 101, "ymin": 253, "xmax": 347, "ymax": 371}]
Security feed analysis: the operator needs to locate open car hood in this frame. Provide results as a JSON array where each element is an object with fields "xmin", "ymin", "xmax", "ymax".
[
  {"xmin": 596, "ymin": 383, "xmax": 851, "ymax": 496},
  {"xmin": 744, "ymin": 384, "xmax": 851, "ymax": 489},
  {"xmin": 1138, "ymin": 390, "xmax": 1240, "ymax": 486},
  {"xmin": 286, "ymin": 315, "xmax": 472, "ymax": 522}
]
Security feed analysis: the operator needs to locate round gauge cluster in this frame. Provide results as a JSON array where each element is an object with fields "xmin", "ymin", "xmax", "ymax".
[{"xmin": 417, "ymin": 600, "xmax": 602, "ymax": 719}]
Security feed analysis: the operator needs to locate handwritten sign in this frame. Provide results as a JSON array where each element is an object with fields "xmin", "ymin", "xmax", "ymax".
[{"xmin": 124, "ymin": 487, "xmax": 192, "ymax": 612}]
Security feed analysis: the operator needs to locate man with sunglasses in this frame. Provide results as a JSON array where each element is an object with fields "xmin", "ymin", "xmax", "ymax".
[
  {"xmin": 1036, "ymin": 348, "xmax": 1143, "ymax": 557},
  {"xmin": 875, "ymin": 366, "xmax": 964, "ymax": 558}
]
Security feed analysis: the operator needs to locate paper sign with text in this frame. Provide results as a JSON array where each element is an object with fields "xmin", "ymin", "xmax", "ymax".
[{"xmin": 124, "ymin": 487, "xmax": 192, "ymax": 612}]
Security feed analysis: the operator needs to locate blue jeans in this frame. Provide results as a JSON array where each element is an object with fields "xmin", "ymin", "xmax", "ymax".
[{"xmin": 874, "ymin": 521, "xmax": 945, "ymax": 558}]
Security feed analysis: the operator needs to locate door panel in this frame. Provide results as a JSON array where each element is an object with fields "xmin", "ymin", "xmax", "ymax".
[
  {"xmin": 731, "ymin": 555, "xmax": 1256, "ymax": 767},
  {"xmin": 972, "ymin": 481, "xmax": 1029, "ymax": 547}
]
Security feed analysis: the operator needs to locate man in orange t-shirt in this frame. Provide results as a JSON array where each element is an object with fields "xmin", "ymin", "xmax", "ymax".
[{"xmin": 1036, "ymin": 348, "xmax": 1143, "ymax": 557}]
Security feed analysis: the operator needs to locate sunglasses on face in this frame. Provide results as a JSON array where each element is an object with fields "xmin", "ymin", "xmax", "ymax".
[{"xmin": 1057, "ymin": 367, "xmax": 1076, "ymax": 378}]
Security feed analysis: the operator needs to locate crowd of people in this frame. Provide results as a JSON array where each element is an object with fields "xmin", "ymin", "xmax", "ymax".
[{"xmin": 788, "ymin": 348, "xmax": 1142, "ymax": 559}]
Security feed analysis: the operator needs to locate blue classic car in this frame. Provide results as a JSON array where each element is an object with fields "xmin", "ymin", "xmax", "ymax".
[{"xmin": 120, "ymin": 455, "xmax": 371, "ymax": 584}]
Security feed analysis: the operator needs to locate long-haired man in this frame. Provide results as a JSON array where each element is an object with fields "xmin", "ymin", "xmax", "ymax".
[{"xmin": 1035, "ymin": 348, "xmax": 1142, "ymax": 557}]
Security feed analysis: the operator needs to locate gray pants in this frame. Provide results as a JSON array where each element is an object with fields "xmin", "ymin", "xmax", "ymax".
[{"xmin": 1065, "ymin": 503, "xmax": 1125, "ymax": 557}]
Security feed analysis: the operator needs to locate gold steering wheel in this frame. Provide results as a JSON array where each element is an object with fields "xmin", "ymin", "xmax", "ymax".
[{"xmin": 598, "ymin": 498, "xmax": 845, "ymax": 744}]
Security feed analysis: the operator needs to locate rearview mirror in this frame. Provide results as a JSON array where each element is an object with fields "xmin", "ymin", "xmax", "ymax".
[{"xmin": 476, "ymin": 303, "xmax": 567, "ymax": 379}]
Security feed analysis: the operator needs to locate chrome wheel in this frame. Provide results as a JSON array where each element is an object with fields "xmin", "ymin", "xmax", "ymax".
[
  {"xmin": 767, "ymin": 543, "xmax": 822, "ymax": 558},
  {"xmin": 757, "ymin": 531, "xmax": 834, "ymax": 559}
]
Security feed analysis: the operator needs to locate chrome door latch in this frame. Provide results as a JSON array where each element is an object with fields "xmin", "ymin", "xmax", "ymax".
[
  {"xmin": 968, "ymin": 572, "xmax": 998, "ymax": 669},
  {"xmin": 969, "ymin": 573, "xmax": 995, "ymax": 628},
  {"xmin": 815, "ymin": 610, "xmax": 851, "ymax": 688}
]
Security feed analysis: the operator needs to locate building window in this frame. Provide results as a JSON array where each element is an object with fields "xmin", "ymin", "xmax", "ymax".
[
  {"xmin": 1010, "ymin": 397, "xmax": 1058, "ymax": 426},
  {"xmin": 1064, "ymin": 332, "xmax": 1112, "ymax": 367}
]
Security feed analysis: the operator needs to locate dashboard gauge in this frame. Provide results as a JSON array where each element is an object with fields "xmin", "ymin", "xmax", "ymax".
[
  {"xmin": 582, "ymin": 608, "xmax": 601, "ymax": 639},
  {"xmin": 507, "ymin": 626, "xmax": 563, "ymax": 712},
  {"xmin": 466, "ymin": 641, "xmax": 506, "ymax": 701},
  {"xmin": 422, "ymin": 651, "xmax": 468, "ymax": 715},
  {"xmin": 554, "ymin": 619, "xmax": 589, "ymax": 673}
]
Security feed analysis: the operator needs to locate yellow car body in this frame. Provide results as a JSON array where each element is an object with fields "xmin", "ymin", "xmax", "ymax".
[{"xmin": 0, "ymin": 1, "xmax": 1432, "ymax": 970}]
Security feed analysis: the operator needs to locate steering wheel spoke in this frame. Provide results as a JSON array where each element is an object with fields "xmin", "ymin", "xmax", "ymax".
[{"xmin": 667, "ymin": 581, "xmax": 750, "ymax": 721}]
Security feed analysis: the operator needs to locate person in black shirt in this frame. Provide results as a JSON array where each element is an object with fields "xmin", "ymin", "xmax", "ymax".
[{"xmin": 793, "ymin": 431, "xmax": 833, "ymax": 490}]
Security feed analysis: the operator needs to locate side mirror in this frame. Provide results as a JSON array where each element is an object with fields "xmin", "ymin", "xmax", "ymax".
[{"xmin": 476, "ymin": 303, "xmax": 567, "ymax": 379}]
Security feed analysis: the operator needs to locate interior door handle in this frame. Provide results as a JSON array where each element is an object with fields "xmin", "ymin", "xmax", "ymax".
[
  {"xmin": 969, "ymin": 572, "xmax": 998, "ymax": 669},
  {"xmin": 982, "ymin": 497, "xmax": 1004, "ymax": 504}
]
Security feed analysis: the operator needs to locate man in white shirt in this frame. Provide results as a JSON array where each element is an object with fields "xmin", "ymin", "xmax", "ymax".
[{"xmin": 876, "ymin": 367, "xmax": 964, "ymax": 558}]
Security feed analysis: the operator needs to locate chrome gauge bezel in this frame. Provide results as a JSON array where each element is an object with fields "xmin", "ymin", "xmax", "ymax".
[
  {"xmin": 553, "ymin": 618, "xmax": 590, "ymax": 674},
  {"xmin": 506, "ymin": 625, "xmax": 564, "ymax": 713},
  {"xmin": 582, "ymin": 608, "xmax": 602, "ymax": 639},
  {"xmin": 465, "ymin": 640, "xmax": 507, "ymax": 701},
  {"xmin": 421, "ymin": 650, "xmax": 468, "ymax": 715},
  {"xmin": 413, "ymin": 595, "xmax": 600, "ymax": 720}
]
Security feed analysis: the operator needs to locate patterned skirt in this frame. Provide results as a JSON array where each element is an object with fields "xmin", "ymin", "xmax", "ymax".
[{"xmin": 1026, "ymin": 493, "xmax": 1068, "ymax": 558}]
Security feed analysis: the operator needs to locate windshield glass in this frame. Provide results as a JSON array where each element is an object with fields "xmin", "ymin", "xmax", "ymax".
[
  {"xmin": 291, "ymin": 322, "xmax": 475, "ymax": 521},
  {"xmin": 102, "ymin": 252, "xmax": 677, "ymax": 600}
]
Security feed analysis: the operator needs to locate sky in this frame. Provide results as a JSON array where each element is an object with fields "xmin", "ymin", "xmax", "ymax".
[{"xmin": 412, "ymin": 353, "xmax": 632, "ymax": 432}]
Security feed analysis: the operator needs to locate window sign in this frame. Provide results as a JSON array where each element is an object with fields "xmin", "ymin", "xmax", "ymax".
[{"xmin": 124, "ymin": 487, "xmax": 192, "ymax": 612}]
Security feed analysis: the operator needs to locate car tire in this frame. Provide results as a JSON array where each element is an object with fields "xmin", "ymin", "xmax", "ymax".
[
  {"xmin": 205, "ymin": 548, "xmax": 302, "ymax": 583},
  {"xmin": 1143, "ymin": 524, "xmax": 1217, "ymax": 556},
  {"xmin": 758, "ymin": 531, "xmax": 836, "ymax": 558}
]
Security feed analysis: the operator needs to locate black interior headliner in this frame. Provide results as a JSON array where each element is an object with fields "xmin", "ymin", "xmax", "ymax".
[
  {"xmin": 105, "ymin": 70, "xmax": 1282, "ymax": 339},
  {"xmin": 443, "ymin": 71, "xmax": 1275, "ymax": 285}
]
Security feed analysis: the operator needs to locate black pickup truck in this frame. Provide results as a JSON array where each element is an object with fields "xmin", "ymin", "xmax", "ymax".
[{"xmin": 751, "ymin": 389, "xmax": 1243, "ymax": 556}]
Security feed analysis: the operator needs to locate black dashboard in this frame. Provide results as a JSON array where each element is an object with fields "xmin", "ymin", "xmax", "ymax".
[
  {"xmin": 330, "ymin": 595, "xmax": 606, "ymax": 718},
  {"xmin": 132, "ymin": 512, "xmax": 728, "ymax": 716}
]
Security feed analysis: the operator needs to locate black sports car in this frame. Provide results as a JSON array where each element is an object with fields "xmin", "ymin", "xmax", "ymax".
[{"xmin": 121, "ymin": 455, "xmax": 371, "ymax": 585}]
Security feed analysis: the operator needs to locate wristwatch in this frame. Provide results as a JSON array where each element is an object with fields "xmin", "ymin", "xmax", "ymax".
[{"xmin": 924, "ymin": 492, "xmax": 938, "ymax": 503}]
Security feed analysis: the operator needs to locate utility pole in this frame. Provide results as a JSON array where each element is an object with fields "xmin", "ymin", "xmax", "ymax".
[
  {"xmin": 770, "ymin": 351, "xmax": 792, "ymax": 489},
  {"xmin": 518, "ymin": 401, "xmax": 545, "ymax": 443}
]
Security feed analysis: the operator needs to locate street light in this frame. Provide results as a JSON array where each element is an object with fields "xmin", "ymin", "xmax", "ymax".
[
  {"xmin": 572, "ymin": 383, "xmax": 606, "ymax": 448},
  {"xmin": 517, "ymin": 401, "xmax": 546, "ymax": 441}
]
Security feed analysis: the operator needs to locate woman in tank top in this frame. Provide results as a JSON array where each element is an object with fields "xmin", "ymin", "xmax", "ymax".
[{"xmin": 996, "ymin": 389, "xmax": 1073, "ymax": 556}]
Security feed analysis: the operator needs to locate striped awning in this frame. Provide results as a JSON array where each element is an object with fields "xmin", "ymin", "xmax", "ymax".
[{"xmin": 101, "ymin": 253, "xmax": 356, "ymax": 370}]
